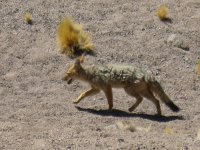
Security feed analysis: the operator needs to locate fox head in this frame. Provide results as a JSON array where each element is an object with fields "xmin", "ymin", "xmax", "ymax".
[{"xmin": 62, "ymin": 56, "xmax": 84, "ymax": 84}]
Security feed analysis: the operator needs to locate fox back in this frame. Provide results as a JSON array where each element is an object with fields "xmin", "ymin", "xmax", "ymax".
[{"xmin": 65, "ymin": 60, "xmax": 155, "ymax": 88}]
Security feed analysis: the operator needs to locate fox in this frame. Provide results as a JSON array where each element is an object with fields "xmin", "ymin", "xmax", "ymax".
[{"xmin": 62, "ymin": 57, "xmax": 180, "ymax": 115}]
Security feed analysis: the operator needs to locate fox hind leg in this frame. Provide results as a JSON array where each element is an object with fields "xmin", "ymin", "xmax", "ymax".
[
  {"xmin": 73, "ymin": 87, "xmax": 100, "ymax": 104},
  {"xmin": 124, "ymin": 87, "xmax": 143, "ymax": 112},
  {"xmin": 141, "ymin": 89, "xmax": 162, "ymax": 115},
  {"xmin": 128, "ymin": 94, "xmax": 143, "ymax": 112}
]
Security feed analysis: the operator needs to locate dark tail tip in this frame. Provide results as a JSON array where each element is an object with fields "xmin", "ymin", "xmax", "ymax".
[{"xmin": 166, "ymin": 102, "xmax": 180, "ymax": 112}]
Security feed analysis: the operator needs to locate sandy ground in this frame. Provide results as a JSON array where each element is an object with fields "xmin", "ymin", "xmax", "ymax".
[{"xmin": 0, "ymin": 0, "xmax": 200, "ymax": 149}]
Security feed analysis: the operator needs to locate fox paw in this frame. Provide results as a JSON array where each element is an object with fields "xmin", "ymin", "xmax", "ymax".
[
  {"xmin": 128, "ymin": 108, "xmax": 133, "ymax": 112},
  {"xmin": 73, "ymin": 100, "xmax": 79, "ymax": 104},
  {"xmin": 108, "ymin": 106, "xmax": 113, "ymax": 111},
  {"xmin": 156, "ymin": 113, "xmax": 162, "ymax": 116}
]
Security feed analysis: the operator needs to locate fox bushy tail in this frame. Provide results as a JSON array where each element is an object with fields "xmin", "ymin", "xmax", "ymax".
[{"xmin": 149, "ymin": 81, "xmax": 180, "ymax": 112}]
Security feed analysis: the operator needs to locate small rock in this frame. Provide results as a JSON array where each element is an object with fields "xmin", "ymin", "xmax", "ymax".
[
  {"xmin": 96, "ymin": 127, "xmax": 101, "ymax": 131},
  {"xmin": 166, "ymin": 34, "xmax": 189, "ymax": 51},
  {"xmin": 116, "ymin": 121, "xmax": 137, "ymax": 132},
  {"xmin": 115, "ymin": 121, "xmax": 125, "ymax": 130},
  {"xmin": 124, "ymin": 125, "xmax": 137, "ymax": 132},
  {"xmin": 3, "ymin": 71, "xmax": 18, "ymax": 80},
  {"xmin": 105, "ymin": 124, "xmax": 117, "ymax": 130},
  {"xmin": 166, "ymin": 34, "xmax": 179, "ymax": 45},
  {"xmin": 118, "ymin": 138, "xmax": 125, "ymax": 142}
]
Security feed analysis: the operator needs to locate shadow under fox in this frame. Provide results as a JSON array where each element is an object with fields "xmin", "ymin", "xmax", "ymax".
[{"xmin": 62, "ymin": 57, "xmax": 180, "ymax": 115}]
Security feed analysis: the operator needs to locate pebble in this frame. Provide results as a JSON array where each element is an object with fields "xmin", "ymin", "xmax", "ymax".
[{"xmin": 166, "ymin": 34, "xmax": 189, "ymax": 51}]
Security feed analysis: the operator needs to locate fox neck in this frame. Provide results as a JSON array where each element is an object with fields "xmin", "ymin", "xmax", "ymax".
[{"xmin": 75, "ymin": 66, "xmax": 91, "ymax": 82}]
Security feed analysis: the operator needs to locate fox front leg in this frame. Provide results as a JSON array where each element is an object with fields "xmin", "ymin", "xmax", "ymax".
[
  {"xmin": 73, "ymin": 87, "xmax": 100, "ymax": 104},
  {"xmin": 103, "ymin": 85, "xmax": 113, "ymax": 110}
]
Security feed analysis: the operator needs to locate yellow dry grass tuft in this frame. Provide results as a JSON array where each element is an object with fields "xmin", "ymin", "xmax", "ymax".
[
  {"xmin": 56, "ymin": 18, "xmax": 93, "ymax": 57},
  {"xmin": 156, "ymin": 5, "xmax": 169, "ymax": 20},
  {"xmin": 197, "ymin": 128, "xmax": 200, "ymax": 140},
  {"xmin": 164, "ymin": 126, "xmax": 173, "ymax": 135},
  {"xmin": 197, "ymin": 60, "xmax": 200, "ymax": 75},
  {"xmin": 24, "ymin": 13, "xmax": 33, "ymax": 24}
]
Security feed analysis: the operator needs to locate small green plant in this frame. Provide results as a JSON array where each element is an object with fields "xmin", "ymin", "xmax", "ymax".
[
  {"xmin": 164, "ymin": 126, "xmax": 173, "ymax": 135},
  {"xmin": 56, "ymin": 18, "xmax": 93, "ymax": 57},
  {"xmin": 156, "ymin": 5, "xmax": 169, "ymax": 20},
  {"xmin": 24, "ymin": 13, "xmax": 33, "ymax": 24}
]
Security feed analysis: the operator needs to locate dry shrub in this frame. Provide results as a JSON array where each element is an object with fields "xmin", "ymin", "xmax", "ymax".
[
  {"xmin": 197, "ymin": 60, "xmax": 200, "ymax": 75},
  {"xmin": 56, "ymin": 18, "xmax": 93, "ymax": 57},
  {"xmin": 24, "ymin": 13, "xmax": 33, "ymax": 24},
  {"xmin": 197, "ymin": 128, "xmax": 200, "ymax": 140},
  {"xmin": 156, "ymin": 5, "xmax": 169, "ymax": 20},
  {"xmin": 164, "ymin": 126, "xmax": 173, "ymax": 135}
]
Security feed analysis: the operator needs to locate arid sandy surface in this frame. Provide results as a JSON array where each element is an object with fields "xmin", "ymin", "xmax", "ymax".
[{"xmin": 0, "ymin": 0, "xmax": 200, "ymax": 149}]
